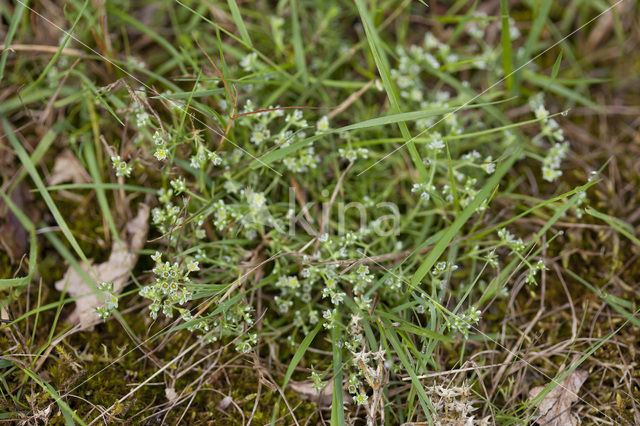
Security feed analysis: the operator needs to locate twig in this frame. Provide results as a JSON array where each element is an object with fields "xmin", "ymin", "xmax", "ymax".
[
  {"xmin": 327, "ymin": 79, "xmax": 376, "ymax": 120},
  {"xmin": 3, "ymin": 43, "xmax": 85, "ymax": 57}
]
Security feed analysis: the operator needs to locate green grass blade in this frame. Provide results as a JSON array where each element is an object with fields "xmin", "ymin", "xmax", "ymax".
[
  {"xmin": 44, "ymin": 230, "xmax": 100, "ymax": 299},
  {"xmin": 250, "ymin": 100, "xmax": 505, "ymax": 169},
  {"xmin": 354, "ymin": 0, "xmax": 428, "ymax": 181},
  {"xmin": 0, "ymin": 0, "xmax": 26, "ymax": 82},
  {"xmin": 10, "ymin": 128, "xmax": 58, "ymax": 193},
  {"xmin": 566, "ymin": 269, "xmax": 640, "ymax": 328},
  {"xmin": 23, "ymin": 0, "xmax": 88, "ymax": 92},
  {"xmin": 478, "ymin": 180, "xmax": 593, "ymax": 305},
  {"xmin": 331, "ymin": 323, "xmax": 344, "ymax": 426},
  {"xmin": 376, "ymin": 310, "xmax": 453, "ymax": 343},
  {"xmin": 269, "ymin": 321, "xmax": 323, "ymax": 425},
  {"xmin": 226, "ymin": 0, "xmax": 252, "ymax": 46},
  {"xmin": 282, "ymin": 322, "xmax": 322, "ymax": 389},
  {"xmin": 380, "ymin": 321, "xmax": 435, "ymax": 423},
  {"xmin": 3, "ymin": 119, "xmax": 89, "ymax": 265},
  {"xmin": 0, "ymin": 88, "xmax": 58, "ymax": 115},
  {"xmin": 174, "ymin": 0, "xmax": 304, "ymax": 92},
  {"xmin": 550, "ymin": 51, "xmax": 563, "ymax": 80},
  {"xmin": 83, "ymin": 141, "xmax": 120, "ymax": 247},
  {"xmin": 500, "ymin": 0, "xmax": 513, "ymax": 92},
  {"xmin": 411, "ymin": 145, "xmax": 523, "ymax": 288},
  {"xmin": 290, "ymin": 0, "xmax": 308, "ymax": 84},
  {"xmin": 524, "ymin": 70, "xmax": 599, "ymax": 109},
  {"xmin": 21, "ymin": 368, "xmax": 85, "ymax": 425},
  {"xmin": 586, "ymin": 207, "xmax": 640, "ymax": 246},
  {"xmin": 45, "ymin": 182, "xmax": 157, "ymax": 194},
  {"xmin": 515, "ymin": 0, "xmax": 552, "ymax": 91},
  {"xmin": 108, "ymin": 7, "xmax": 185, "ymax": 72}
]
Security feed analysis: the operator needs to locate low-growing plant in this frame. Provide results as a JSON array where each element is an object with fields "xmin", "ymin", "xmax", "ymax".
[
  {"xmin": 3, "ymin": 1, "xmax": 635, "ymax": 424},
  {"xmin": 81, "ymin": 7, "xmax": 595, "ymax": 424}
]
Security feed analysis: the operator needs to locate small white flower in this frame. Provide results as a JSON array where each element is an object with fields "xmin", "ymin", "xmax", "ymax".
[
  {"xmin": 427, "ymin": 133, "xmax": 445, "ymax": 152},
  {"xmin": 423, "ymin": 52, "xmax": 440, "ymax": 69},
  {"xmin": 111, "ymin": 155, "xmax": 133, "ymax": 177},
  {"xmin": 339, "ymin": 148, "xmax": 358, "ymax": 162},
  {"xmin": 482, "ymin": 156, "xmax": 496, "ymax": 174},
  {"xmin": 250, "ymin": 127, "xmax": 270, "ymax": 145},
  {"xmin": 208, "ymin": 151, "xmax": 223, "ymax": 166},
  {"xmin": 246, "ymin": 190, "xmax": 266, "ymax": 211},
  {"xmin": 186, "ymin": 259, "xmax": 200, "ymax": 272},
  {"xmin": 240, "ymin": 52, "xmax": 258, "ymax": 71},
  {"xmin": 316, "ymin": 116, "xmax": 330, "ymax": 132},
  {"xmin": 170, "ymin": 177, "xmax": 187, "ymax": 194},
  {"xmin": 152, "ymin": 130, "xmax": 166, "ymax": 146},
  {"xmin": 542, "ymin": 166, "xmax": 562, "ymax": 182},
  {"xmin": 354, "ymin": 392, "xmax": 368, "ymax": 405},
  {"xmin": 535, "ymin": 104, "xmax": 549, "ymax": 120},
  {"xmin": 224, "ymin": 179, "xmax": 241, "ymax": 194},
  {"xmin": 424, "ymin": 32, "xmax": 440, "ymax": 49},
  {"xmin": 154, "ymin": 148, "xmax": 168, "ymax": 161},
  {"xmin": 135, "ymin": 111, "xmax": 150, "ymax": 128}
]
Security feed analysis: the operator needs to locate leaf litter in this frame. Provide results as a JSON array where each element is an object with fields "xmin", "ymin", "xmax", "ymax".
[
  {"xmin": 529, "ymin": 369, "xmax": 589, "ymax": 426},
  {"xmin": 54, "ymin": 203, "xmax": 149, "ymax": 329}
]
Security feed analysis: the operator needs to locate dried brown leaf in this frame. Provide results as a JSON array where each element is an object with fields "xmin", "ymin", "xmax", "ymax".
[
  {"xmin": 165, "ymin": 387, "xmax": 178, "ymax": 403},
  {"xmin": 529, "ymin": 369, "xmax": 588, "ymax": 426},
  {"xmin": 217, "ymin": 395, "xmax": 233, "ymax": 410},
  {"xmin": 48, "ymin": 149, "xmax": 91, "ymax": 186},
  {"xmin": 289, "ymin": 380, "xmax": 336, "ymax": 408},
  {"xmin": 54, "ymin": 204, "xmax": 149, "ymax": 330}
]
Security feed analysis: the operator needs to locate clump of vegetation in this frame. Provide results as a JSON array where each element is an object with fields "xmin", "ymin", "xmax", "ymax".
[{"xmin": 1, "ymin": 1, "xmax": 639, "ymax": 424}]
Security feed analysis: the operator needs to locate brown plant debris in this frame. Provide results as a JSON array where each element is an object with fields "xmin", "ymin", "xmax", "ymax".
[
  {"xmin": 54, "ymin": 203, "xmax": 149, "ymax": 329},
  {"xmin": 529, "ymin": 369, "xmax": 589, "ymax": 426}
]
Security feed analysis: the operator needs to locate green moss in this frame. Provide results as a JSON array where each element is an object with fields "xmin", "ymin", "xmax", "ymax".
[
  {"xmin": 5, "ymin": 302, "xmax": 322, "ymax": 423},
  {"xmin": 0, "ymin": 252, "xmax": 14, "ymax": 279}
]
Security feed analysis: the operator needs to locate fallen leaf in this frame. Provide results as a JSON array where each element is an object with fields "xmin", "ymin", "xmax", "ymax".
[
  {"xmin": 529, "ymin": 369, "xmax": 588, "ymax": 426},
  {"xmin": 217, "ymin": 395, "xmax": 233, "ymax": 410},
  {"xmin": 54, "ymin": 204, "xmax": 149, "ymax": 330},
  {"xmin": 34, "ymin": 404, "xmax": 52, "ymax": 422},
  {"xmin": 289, "ymin": 380, "xmax": 338, "ymax": 408},
  {"xmin": 1, "ymin": 305, "xmax": 10, "ymax": 323},
  {"xmin": 165, "ymin": 387, "xmax": 178, "ymax": 403},
  {"xmin": 47, "ymin": 149, "xmax": 91, "ymax": 186}
]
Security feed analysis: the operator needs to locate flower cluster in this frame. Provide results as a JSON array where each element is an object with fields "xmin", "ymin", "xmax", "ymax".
[
  {"xmin": 240, "ymin": 52, "xmax": 258, "ymax": 71},
  {"xmin": 140, "ymin": 252, "xmax": 196, "ymax": 320},
  {"xmin": 282, "ymin": 147, "xmax": 319, "ymax": 172},
  {"xmin": 529, "ymin": 94, "xmax": 570, "ymax": 182},
  {"xmin": 497, "ymin": 228, "xmax": 526, "ymax": 252},
  {"xmin": 338, "ymin": 147, "xmax": 369, "ymax": 162},
  {"xmin": 130, "ymin": 89, "xmax": 150, "ymax": 128},
  {"xmin": 105, "ymin": 18, "xmax": 581, "ymax": 419},
  {"xmin": 152, "ymin": 130, "xmax": 169, "ymax": 161},
  {"xmin": 541, "ymin": 142, "xmax": 569, "ymax": 182},
  {"xmin": 524, "ymin": 259, "xmax": 548, "ymax": 285},
  {"xmin": 94, "ymin": 281, "xmax": 119, "ymax": 320},
  {"xmin": 110, "ymin": 155, "xmax": 132, "ymax": 178},
  {"xmin": 445, "ymin": 307, "xmax": 482, "ymax": 337}
]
